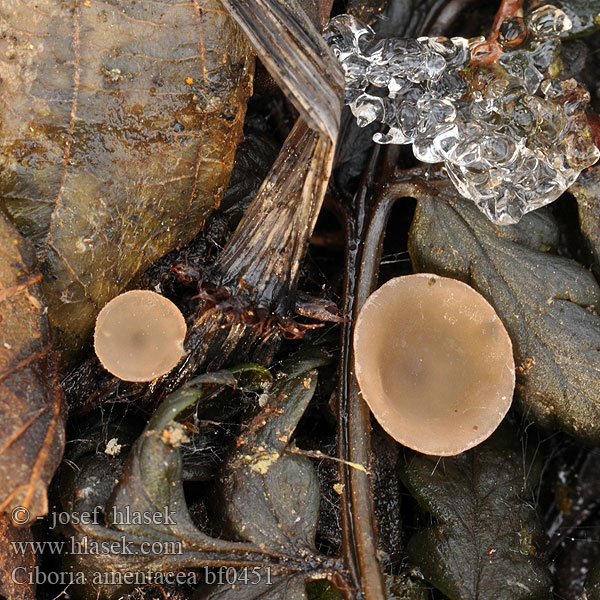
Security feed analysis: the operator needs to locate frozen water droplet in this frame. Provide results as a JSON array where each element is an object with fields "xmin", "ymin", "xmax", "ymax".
[
  {"xmin": 527, "ymin": 5, "xmax": 572, "ymax": 38},
  {"xmin": 324, "ymin": 9, "xmax": 599, "ymax": 225},
  {"xmin": 323, "ymin": 14, "xmax": 374, "ymax": 60},
  {"xmin": 480, "ymin": 135, "xmax": 519, "ymax": 166},
  {"xmin": 563, "ymin": 132, "xmax": 600, "ymax": 170},
  {"xmin": 422, "ymin": 53, "xmax": 447, "ymax": 81},
  {"xmin": 398, "ymin": 101, "xmax": 419, "ymax": 140},
  {"xmin": 499, "ymin": 17, "xmax": 527, "ymax": 49},
  {"xmin": 367, "ymin": 66, "xmax": 391, "ymax": 87},
  {"xmin": 341, "ymin": 54, "xmax": 371, "ymax": 80},
  {"xmin": 499, "ymin": 51, "xmax": 544, "ymax": 94},
  {"xmin": 350, "ymin": 94, "xmax": 384, "ymax": 127},
  {"xmin": 374, "ymin": 127, "xmax": 411, "ymax": 144},
  {"xmin": 412, "ymin": 136, "xmax": 439, "ymax": 162}
]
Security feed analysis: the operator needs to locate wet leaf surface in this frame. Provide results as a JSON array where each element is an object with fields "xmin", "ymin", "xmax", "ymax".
[
  {"xmin": 216, "ymin": 349, "xmax": 330, "ymax": 553},
  {"xmin": 0, "ymin": 0, "xmax": 254, "ymax": 360},
  {"xmin": 399, "ymin": 426, "xmax": 551, "ymax": 600},
  {"xmin": 409, "ymin": 183, "xmax": 600, "ymax": 443},
  {"xmin": 570, "ymin": 166, "xmax": 600, "ymax": 269},
  {"xmin": 0, "ymin": 213, "xmax": 65, "ymax": 519},
  {"xmin": 0, "ymin": 514, "xmax": 36, "ymax": 600}
]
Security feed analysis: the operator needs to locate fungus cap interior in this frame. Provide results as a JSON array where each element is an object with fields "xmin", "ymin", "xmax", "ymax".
[
  {"xmin": 353, "ymin": 274, "xmax": 515, "ymax": 456},
  {"xmin": 94, "ymin": 290, "xmax": 187, "ymax": 382}
]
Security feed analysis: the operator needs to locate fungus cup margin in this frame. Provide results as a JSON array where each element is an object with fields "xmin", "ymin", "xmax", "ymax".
[
  {"xmin": 94, "ymin": 290, "xmax": 187, "ymax": 382},
  {"xmin": 353, "ymin": 274, "xmax": 516, "ymax": 456}
]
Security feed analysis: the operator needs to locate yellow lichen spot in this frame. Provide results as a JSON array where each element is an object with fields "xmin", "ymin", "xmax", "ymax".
[
  {"xmin": 185, "ymin": 77, "xmax": 194, "ymax": 85},
  {"xmin": 161, "ymin": 423, "xmax": 190, "ymax": 447},
  {"xmin": 247, "ymin": 446, "xmax": 279, "ymax": 474}
]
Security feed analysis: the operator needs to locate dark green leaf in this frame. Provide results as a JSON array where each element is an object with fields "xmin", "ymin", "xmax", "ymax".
[
  {"xmin": 409, "ymin": 186, "xmax": 600, "ymax": 443},
  {"xmin": 59, "ymin": 371, "xmax": 297, "ymax": 600},
  {"xmin": 105, "ymin": 372, "xmax": 238, "ymax": 541},
  {"xmin": 570, "ymin": 166, "xmax": 600, "ymax": 268},
  {"xmin": 217, "ymin": 348, "xmax": 331, "ymax": 553},
  {"xmin": 59, "ymin": 359, "xmax": 333, "ymax": 600},
  {"xmin": 399, "ymin": 425, "xmax": 551, "ymax": 600},
  {"xmin": 193, "ymin": 349, "xmax": 333, "ymax": 600}
]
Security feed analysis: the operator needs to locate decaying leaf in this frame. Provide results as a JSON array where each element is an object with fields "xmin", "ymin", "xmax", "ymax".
[
  {"xmin": 0, "ymin": 514, "xmax": 36, "ymax": 600},
  {"xmin": 217, "ymin": 349, "xmax": 330, "ymax": 552},
  {"xmin": 59, "ymin": 372, "xmax": 272, "ymax": 600},
  {"xmin": 195, "ymin": 348, "xmax": 333, "ymax": 600},
  {"xmin": 193, "ymin": 573, "xmax": 309, "ymax": 600},
  {"xmin": 0, "ymin": 213, "xmax": 65, "ymax": 520},
  {"xmin": 216, "ymin": 119, "xmax": 335, "ymax": 313},
  {"xmin": 59, "ymin": 358, "xmax": 336, "ymax": 600},
  {"xmin": 0, "ymin": 0, "xmax": 254, "ymax": 359},
  {"xmin": 570, "ymin": 166, "xmax": 600, "ymax": 268},
  {"xmin": 213, "ymin": 0, "xmax": 342, "ymax": 314},
  {"xmin": 399, "ymin": 425, "xmax": 551, "ymax": 600},
  {"xmin": 409, "ymin": 183, "xmax": 600, "ymax": 443}
]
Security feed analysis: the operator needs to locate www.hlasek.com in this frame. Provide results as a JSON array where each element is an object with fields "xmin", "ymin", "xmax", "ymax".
[
  {"xmin": 11, "ymin": 535, "xmax": 184, "ymax": 557},
  {"xmin": 11, "ymin": 567, "xmax": 274, "ymax": 587}
]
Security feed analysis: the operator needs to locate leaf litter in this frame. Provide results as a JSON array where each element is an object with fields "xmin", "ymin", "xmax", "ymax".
[{"xmin": 1, "ymin": 0, "xmax": 600, "ymax": 598}]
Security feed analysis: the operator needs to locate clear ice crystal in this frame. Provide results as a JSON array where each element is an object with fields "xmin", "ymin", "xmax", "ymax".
[{"xmin": 324, "ymin": 5, "xmax": 600, "ymax": 225}]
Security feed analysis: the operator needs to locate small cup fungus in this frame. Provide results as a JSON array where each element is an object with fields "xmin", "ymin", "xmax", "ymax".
[
  {"xmin": 353, "ymin": 274, "xmax": 515, "ymax": 456},
  {"xmin": 94, "ymin": 290, "xmax": 187, "ymax": 382}
]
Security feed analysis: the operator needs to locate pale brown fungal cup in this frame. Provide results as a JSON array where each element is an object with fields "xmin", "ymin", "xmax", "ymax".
[
  {"xmin": 353, "ymin": 274, "xmax": 515, "ymax": 456},
  {"xmin": 94, "ymin": 290, "xmax": 187, "ymax": 382}
]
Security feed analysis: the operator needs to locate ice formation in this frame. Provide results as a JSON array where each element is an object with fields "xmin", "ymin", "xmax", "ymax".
[{"xmin": 324, "ymin": 6, "xmax": 600, "ymax": 225}]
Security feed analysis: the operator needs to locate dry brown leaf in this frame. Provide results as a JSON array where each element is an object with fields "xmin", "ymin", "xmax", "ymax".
[
  {"xmin": 0, "ymin": 514, "xmax": 36, "ymax": 600},
  {"xmin": 0, "ymin": 213, "xmax": 66, "ymax": 520}
]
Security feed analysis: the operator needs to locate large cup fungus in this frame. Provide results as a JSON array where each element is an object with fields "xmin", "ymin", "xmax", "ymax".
[
  {"xmin": 353, "ymin": 274, "xmax": 515, "ymax": 456},
  {"xmin": 94, "ymin": 290, "xmax": 187, "ymax": 382}
]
